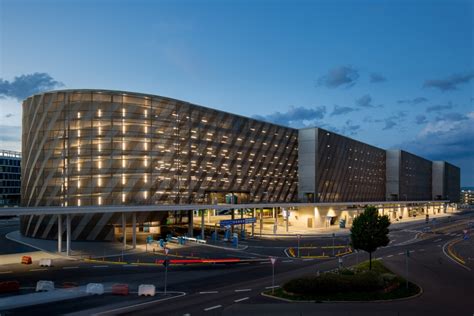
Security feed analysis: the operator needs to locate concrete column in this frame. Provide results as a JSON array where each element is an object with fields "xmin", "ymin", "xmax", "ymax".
[
  {"xmin": 132, "ymin": 212, "xmax": 136, "ymax": 249},
  {"xmin": 58, "ymin": 214, "xmax": 62, "ymax": 253},
  {"xmin": 122, "ymin": 213, "xmax": 126, "ymax": 250},
  {"xmin": 201, "ymin": 209, "xmax": 205, "ymax": 240},
  {"xmin": 207, "ymin": 208, "xmax": 211, "ymax": 224},
  {"xmin": 66, "ymin": 214, "xmax": 71, "ymax": 256},
  {"xmin": 188, "ymin": 210, "xmax": 194, "ymax": 237},
  {"xmin": 240, "ymin": 209, "xmax": 244, "ymax": 233},
  {"xmin": 272, "ymin": 207, "xmax": 276, "ymax": 218},
  {"xmin": 251, "ymin": 208, "xmax": 255, "ymax": 236}
]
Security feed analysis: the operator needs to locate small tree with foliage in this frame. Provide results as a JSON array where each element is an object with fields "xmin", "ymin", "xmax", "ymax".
[{"xmin": 350, "ymin": 206, "xmax": 390, "ymax": 270}]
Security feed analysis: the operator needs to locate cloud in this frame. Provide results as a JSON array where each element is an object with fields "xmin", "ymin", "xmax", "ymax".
[
  {"xmin": 4, "ymin": 113, "xmax": 13, "ymax": 118},
  {"xmin": 423, "ymin": 71, "xmax": 474, "ymax": 91},
  {"xmin": 426, "ymin": 103, "xmax": 454, "ymax": 113},
  {"xmin": 253, "ymin": 105, "xmax": 326, "ymax": 128},
  {"xmin": 355, "ymin": 94, "xmax": 381, "ymax": 108},
  {"xmin": 330, "ymin": 105, "xmax": 358, "ymax": 116},
  {"xmin": 317, "ymin": 66, "xmax": 359, "ymax": 88},
  {"xmin": 0, "ymin": 125, "xmax": 21, "ymax": 142},
  {"xmin": 397, "ymin": 97, "xmax": 428, "ymax": 105},
  {"xmin": 415, "ymin": 115, "xmax": 428, "ymax": 125},
  {"xmin": 382, "ymin": 112, "xmax": 407, "ymax": 130},
  {"xmin": 339, "ymin": 120, "xmax": 361, "ymax": 136},
  {"xmin": 0, "ymin": 73, "xmax": 63, "ymax": 101},
  {"xmin": 369, "ymin": 73, "xmax": 386, "ymax": 83}
]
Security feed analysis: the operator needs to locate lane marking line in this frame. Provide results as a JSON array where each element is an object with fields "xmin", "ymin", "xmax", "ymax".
[
  {"xmin": 434, "ymin": 238, "xmax": 442, "ymax": 242},
  {"xmin": 63, "ymin": 266, "xmax": 79, "ymax": 269},
  {"xmin": 29, "ymin": 268, "xmax": 47, "ymax": 272},
  {"xmin": 387, "ymin": 255, "xmax": 393, "ymax": 258},
  {"xmin": 235, "ymin": 289, "xmax": 251, "ymax": 292},
  {"xmin": 302, "ymin": 259, "xmax": 314, "ymax": 261},
  {"xmin": 234, "ymin": 297, "xmax": 249, "ymax": 303},
  {"xmin": 92, "ymin": 265, "xmax": 108, "ymax": 268},
  {"xmin": 282, "ymin": 260, "xmax": 293, "ymax": 263},
  {"xmin": 265, "ymin": 285, "xmax": 280, "ymax": 289},
  {"xmin": 199, "ymin": 291, "xmax": 218, "ymax": 294},
  {"xmin": 398, "ymin": 252, "xmax": 404, "ymax": 255},
  {"xmin": 204, "ymin": 305, "xmax": 222, "ymax": 311}
]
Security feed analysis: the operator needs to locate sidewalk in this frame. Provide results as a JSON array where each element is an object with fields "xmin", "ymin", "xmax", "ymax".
[{"xmin": 257, "ymin": 211, "xmax": 459, "ymax": 237}]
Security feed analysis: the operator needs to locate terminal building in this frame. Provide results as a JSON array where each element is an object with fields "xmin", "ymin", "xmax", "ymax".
[{"xmin": 19, "ymin": 89, "xmax": 460, "ymax": 240}]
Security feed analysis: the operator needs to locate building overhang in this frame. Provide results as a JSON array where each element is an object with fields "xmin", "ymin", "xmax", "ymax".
[{"xmin": 0, "ymin": 200, "xmax": 450, "ymax": 216}]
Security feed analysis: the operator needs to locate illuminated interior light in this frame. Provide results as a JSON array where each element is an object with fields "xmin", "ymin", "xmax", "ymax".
[
  {"xmin": 98, "ymin": 143, "xmax": 102, "ymax": 152},
  {"xmin": 122, "ymin": 193, "xmax": 125, "ymax": 202},
  {"xmin": 98, "ymin": 177, "xmax": 102, "ymax": 186},
  {"xmin": 122, "ymin": 124, "xmax": 126, "ymax": 134},
  {"xmin": 144, "ymin": 126, "xmax": 148, "ymax": 133},
  {"xmin": 77, "ymin": 163, "xmax": 81, "ymax": 171},
  {"xmin": 144, "ymin": 191, "xmax": 148, "ymax": 199},
  {"xmin": 122, "ymin": 141, "xmax": 125, "ymax": 150},
  {"xmin": 122, "ymin": 174, "xmax": 126, "ymax": 185},
  {"xmin": 77, "ymin": 130, "xmax": 81, "ymax": 137},
  {"xmin": 144, "ymin": 141, "xmax": 148, "ymax": 150},
  {"xmin": 98, "ymin": 196, "xmax": 102, "ymax": 205},
  {"xmin": 78, "ymin": 199, "xmax": 81, "ymax": 206},
  {"xmin": 122, "ymin": 108, "xmax": 126, "ymax": 117},
  {"xmin": 77, "ymin": 112, "xmax": 81, "ymax": 119},
  {"xmin": 144, "ymin": 156, "xmax": 148, "ymax": 167},
  {"xmin": 98, "ymin": 109, "xmax": 102, "ymax": 117},
  {"xmin": 144, "ymin": 109, "xmax": 148, "ymax": 117},
  {"xmin": 144, "ymin": 174, "xmax": 148, "ymax": 183},
  {"xmin": 78, "ymin": 180, "xmax": 81, "ymax": 188},
  {"xmin": 122, "ymin": 156, "xmax": 125, "ymax": 168}
]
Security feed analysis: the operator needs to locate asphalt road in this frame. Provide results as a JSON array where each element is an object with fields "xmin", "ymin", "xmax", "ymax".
[{"xmin": 0, "ymin": 211, "xmax": 473, "ymax": 315}]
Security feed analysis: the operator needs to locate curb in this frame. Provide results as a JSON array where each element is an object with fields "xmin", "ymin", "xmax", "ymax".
[
  {"xmin": 261, "ymin": 284, "xmax": 424, "ymax": 304},
  {"xmin": 442, "ymin": 238, "xmax": 471, "ymax": 271}
]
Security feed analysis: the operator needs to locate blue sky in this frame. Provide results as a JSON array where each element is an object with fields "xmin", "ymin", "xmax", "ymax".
[{"xmin": 1, "ymin": 0, "xmax": 473, "ymax": 185}]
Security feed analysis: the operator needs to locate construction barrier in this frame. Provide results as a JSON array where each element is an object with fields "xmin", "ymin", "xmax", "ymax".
[
  {"xmin": 0, "ymin": 281, "xmax": 20, "ymax": 294},
  {"xmin": 86, "ymin": 283, "xmax": 105, "ymax": 295},
  {"xmin": 39, "ymin": 258, "xmax": 52, "ymax": 267},
  {"xmin": 138, "ymin": 284, "xmax": 156, "ymax": 296},
  {"xmin": 36, "ymin": 280, "xmax": 55, "ymax": 292},
  {"xmin": 21, "ymin": 256, "xmax": 32, "ymax": 265},
  {"xmin": 112, "ymin": 283, "xmax": 129, "ymax": 296}
]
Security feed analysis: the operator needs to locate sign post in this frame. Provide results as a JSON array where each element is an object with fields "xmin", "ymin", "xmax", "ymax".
[
  {"xmin": 405, "ymin": 249, "xmax": 409, "ymax": 289},
  {"xmin": 164, "ymin": 247, "xmax": 169, "ymax": 295},
  {"xmin": 270, "ymin": 257, "xmax": 277, "ymax": 294},
  {"xmin": 297, "ymin": 234, "xmax": 301, "ymax": 258}
]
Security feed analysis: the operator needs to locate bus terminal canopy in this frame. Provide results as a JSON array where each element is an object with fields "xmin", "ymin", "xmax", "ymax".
[{"xmin": 0, "ymin": 200, "xmax": 449, "ymax": 217}]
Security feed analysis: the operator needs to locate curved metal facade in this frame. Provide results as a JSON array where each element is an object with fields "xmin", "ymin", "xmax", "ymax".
[{"xmin": 20, "ymin": 89, "xmax": 299, "ymax": 239}]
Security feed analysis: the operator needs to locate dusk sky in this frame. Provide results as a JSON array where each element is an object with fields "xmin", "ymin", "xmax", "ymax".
[{"xmin": 1, "ymin": 0, "xmax": 473, "ymax": 185}]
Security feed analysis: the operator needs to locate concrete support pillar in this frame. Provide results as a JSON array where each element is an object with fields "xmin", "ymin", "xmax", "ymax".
[
  {"xmin": 207, "ymin": 208, "xmax": 211, "ymax": 224},
  {"xmin": 66, "ymin": 214, "xmax": 71, "ymax": 256},
  {"xmin": 201, "ymin": 209, "xmax": 205, "ymax": 240},
  {"xmin": 259, "ymin": 208, "xmax": 263, "ymax": 237},
  {"xmin": 240, "ymin": 209, "xmax": 244, "ymax": 233},
  {"xmin": 58, "ymin": 214, "xmax": 62, "ymax": 253},
  {"xmin": 251, "ymin": 208, "xmax": 255, "ymax": 236},
  {"xmin": 122, "ymin": 213, "xmax": 126, "ymax": 250},
  {"xmin": 272, "ymin": 207, "xmax": 276, "ymax": 219},
  {"xmin": 132, "ymin": 212, "xmax": 136, "ymax": 249},
  {"xmin": 188, "ymin": 210, "xmax": 194, "ymax": 237}
]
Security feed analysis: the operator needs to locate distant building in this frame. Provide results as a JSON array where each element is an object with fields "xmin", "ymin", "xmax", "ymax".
[
  {"xmin": 0, "ymin": 150, "xmax": 21, "ymax": 207},
  {"xmin": 432, "ymin": 161, "xmax": 461, "ymax": 203},
  {"xmin": 460, "ymin": 188, "xmax": 474, "ymax": 205}
]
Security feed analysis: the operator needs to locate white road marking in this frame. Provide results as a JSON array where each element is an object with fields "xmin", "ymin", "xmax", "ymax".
[
  {"xmin": 282, "ymin": 260, "xmax": 293, "ymax": 263},
  {"xmin": 434, "ymin": 238, "xmax": 442, "ymax": 242},
  {"xmin": 204, "ymin": 305, "xmax": 222, "ymax": 311},
  {"xmin": 265, "ymin": 285, "xmax": 280, "ymax": 289},
  {"xmin": 0, "ymin": 271, "xmax": 12, "ymax": 274},
  {"xmin": 199, "ymin": 291, "xmax": 218, "ymax": 294},
  {"xmin": 259, "ymin": 261, "xmax": 270, "ymax": 264},
  {"xmin": 234, "ymin": 297, "xmax": 249, "ymax": 303},
  {"xmin": 92, "ymin": 265, "xmax": 108, "ymax": 268},
  {"xmin": 302, "ymin": 258, "xmax": 314, "ymax": 261},
  {"xmin": 387, "ymin": 255, "xmax": 393, "ymax": 258},
  {"xmin": 63, "ymin": 266, "xmax": 79, "ymax": 269},
  {"xmin": 29, "ymin": 268, "xmax": 47, "ymax": 272},
  {"xmin": 398, "ymin": 252, "xmax": 404, "ymax": 255},
  {"xmin": 235, "ymin": 289, "xmax": 251, "ymax": 292}
]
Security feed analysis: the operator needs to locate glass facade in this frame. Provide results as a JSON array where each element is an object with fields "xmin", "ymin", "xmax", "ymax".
[{"xmin": 0, "ymin": 150, "xmax": 21, "ymax": 207}]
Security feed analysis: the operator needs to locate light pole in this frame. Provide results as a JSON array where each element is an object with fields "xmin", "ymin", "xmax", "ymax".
[
  {"xmin": 164, "ymin": 247, "xmax": 169, "ymax": 295},
  {"xmin": 297, "ymin": 234, "xmax": 301, "ymax": 258},
  {"xmin": 332, "ymin": 233, "xmax": 335, "ymax": 257}
]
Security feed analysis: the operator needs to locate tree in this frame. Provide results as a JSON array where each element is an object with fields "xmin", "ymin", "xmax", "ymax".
[{"xmin": 350, "ymin": 206, "xmax": 390, "ymax": 270}]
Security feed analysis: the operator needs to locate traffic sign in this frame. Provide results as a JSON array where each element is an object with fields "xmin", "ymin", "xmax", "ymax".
[
  {"xmin": 219, "ymin": 217, "xmax": 256, "ymax": 227},
  {"xmin": 270, "ymin": 257, "xmax": 276, "ymax": 265},
  {"xmin": 406, "ymin": 249, "xmax": 410, "ymax": 257},
  {"xmin": 163, "ymin": 259, "xmax": 170, "ymax": 267}
]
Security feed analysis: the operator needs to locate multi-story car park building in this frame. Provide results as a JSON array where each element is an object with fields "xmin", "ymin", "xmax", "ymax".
[
  {"xmin": 19, "ymin": 89, "xmax": 460, "ymax": 240},
  {"xmin": 0, "ymin": 150, "xmax": 21, "ymax": 207}
]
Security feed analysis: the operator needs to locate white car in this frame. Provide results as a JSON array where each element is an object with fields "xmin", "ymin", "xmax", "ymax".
[
  {"xmin": 138, "ymin": 284, "xmax": 156, "ymax": 296},
  {"xmin": 36, "ymin": 280, "xmax": 55, "ymax": 292},
  {"xmin": 86, "ymin": 283, "xmax": 105, "ymax": 295}
]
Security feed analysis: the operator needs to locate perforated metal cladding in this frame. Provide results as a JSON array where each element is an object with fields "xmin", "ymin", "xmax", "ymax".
[
  {"xmin": 20, "ymin": 90, "xmax": 298, "ymax": 240},
  {"xmin": 316, "ymin": 129, "xmax": 386, "ymax": 202}
]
